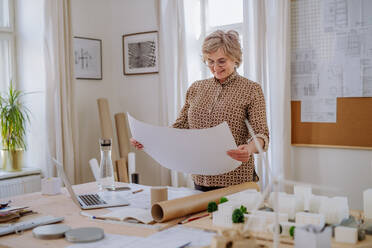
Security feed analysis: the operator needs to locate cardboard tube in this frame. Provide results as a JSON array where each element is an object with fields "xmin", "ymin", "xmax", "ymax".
[
  {"xmin": 116, "ymin": 158, "xmax": 129, "ymax": 183},
  {"xmin": 114, "ymin": 113, "xmax": 130, "ymax": 159},
  {"xmin": 151, "ymin": 187, "xmax": 168, "ymax": 206},
  {"xmin": 151, "ymin": 182, "xmax": 259, "ymax": 222}
]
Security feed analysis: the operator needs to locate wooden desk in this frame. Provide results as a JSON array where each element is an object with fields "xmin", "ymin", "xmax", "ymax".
[
  {"xmin": 0, "ymin": 182, "xmax": 161, "ymax": 248},
  {"xmin": 0, "ymin": 182, "xmax": 372, "ymax": 248}
]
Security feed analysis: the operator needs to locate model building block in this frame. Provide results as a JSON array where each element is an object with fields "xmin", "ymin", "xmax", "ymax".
[
  {"xmin": 334, "ymin": 226, "xmax": 358, "ymax": 244},
  {"xmin": 244, "ymin": 214, "xmax": 267, "ymax": 232},
  {"xmin": 295, "ymin": 226, "xmax": 332, "ymax": 248},
  {"xmin": 363, "ymin": 189, "xmax": 372, "ymax": 220},
  {"xmin": 309, "ymin": 195, "xmax": 327, "ymax": 213},
  {"xmin": 319, "ymin": 196, "xmax": 349, "ymax": 225},
  {"xmin": 295, "ymin": 212, "xmax": 325, "ymax": 227},
  {"xmin": 294, "ymin": 185, "xmax": 312, "ymax": 212}
]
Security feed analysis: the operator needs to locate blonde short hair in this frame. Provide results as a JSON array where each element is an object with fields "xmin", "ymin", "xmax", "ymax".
[{"xmin": 202, "ymin": 30, "xmax": 242, "ymax": 67}]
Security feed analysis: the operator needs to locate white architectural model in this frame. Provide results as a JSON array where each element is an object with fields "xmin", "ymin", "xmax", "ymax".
[
  {"xmin": 318, "ymin": 197, "xmax": 349, "ymax": 225},
  {"xmin": 334, "ymin": 226, "xmax": 358, "ymax": 244},
  {"xmin": 212, "ymin": 185, "xmax": 349, "ymax": 232},
  {"xmin": 363, "ymin": 189, "xmax": 372, "ymax": 220},
  {"xmin": 295, "ymin": 212, "xmax": 325, "ymax": 227}
]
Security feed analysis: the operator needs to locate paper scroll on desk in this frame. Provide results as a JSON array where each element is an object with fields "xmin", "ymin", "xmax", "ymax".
[{"xmin": 151, "ymin": 182, "xmax": 259, "ymax": 222}]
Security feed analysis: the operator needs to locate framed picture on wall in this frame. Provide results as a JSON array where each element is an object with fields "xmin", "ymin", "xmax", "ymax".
[
  {"xmin": 73, "ymin": 37, "xmax": 102, "ymax": 80},
  {"xmin": 122, "ymin": 31, "xmax": 159, "ymax": 75}
]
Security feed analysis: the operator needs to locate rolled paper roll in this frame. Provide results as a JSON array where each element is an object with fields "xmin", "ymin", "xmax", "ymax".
[
  {"xmin": 151, "ymin": 182, "xmax": 259, "ymax": 223},
  {"xmin": 151, "ymin": 187, "xmax": 168, "ymax": 206},
  {"xmin": 150, "ymin": 187, "xmax": 168, "ymax": 206}
]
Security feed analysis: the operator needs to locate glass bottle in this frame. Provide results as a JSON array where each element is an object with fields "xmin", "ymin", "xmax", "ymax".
[{"xmin": 98, "ymin": 138, "xmax": 115, "ymax": 190}]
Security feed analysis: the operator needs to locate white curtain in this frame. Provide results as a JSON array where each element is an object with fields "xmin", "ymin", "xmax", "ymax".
[
  {"xmin": 43, "ymin": 0, "xmax": 79, "ymax": 183},
  {"xmin": 243, "ymin": 0, "xmax": 292, "ymax": 190},
  {"xmin": 158, "ymin": 0, "xmax": 196, "ymax": 187}
]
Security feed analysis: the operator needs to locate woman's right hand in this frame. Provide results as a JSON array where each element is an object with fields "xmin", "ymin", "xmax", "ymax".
[{"xmin": 130, "ymin": 138, "xmax": 144, "ymax": 150}]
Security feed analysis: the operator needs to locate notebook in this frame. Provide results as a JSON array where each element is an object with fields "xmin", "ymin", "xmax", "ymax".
[
  {"xmin": 53, "ymin": 158, "xmax": 129, "ymax": 210},
  {"xmin": 97, "ymin": 207, "xmax": 154, "ymax": 224}
]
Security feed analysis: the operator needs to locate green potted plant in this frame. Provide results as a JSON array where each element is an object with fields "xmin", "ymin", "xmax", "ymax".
[{"xmin": 0, "ymin": 83, "xmax": 30, "ymax": 171}]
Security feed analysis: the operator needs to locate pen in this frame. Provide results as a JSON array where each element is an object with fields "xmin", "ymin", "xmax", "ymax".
[
  {"xmin": 180, "ymin": 213, "xmax": 209, "ymax": 224},
  {"xmin": 92, "ymin": 216, "xmax": 108, "ymax": 220},
  {"xmin": 132, "ymin": 189, "xmax": 144, "ymax": 194}
]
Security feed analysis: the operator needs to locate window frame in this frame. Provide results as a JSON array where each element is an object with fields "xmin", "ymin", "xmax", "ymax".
[{"xmin": 0, "ymin": 0, "xmax": 17, "ymax": 86}]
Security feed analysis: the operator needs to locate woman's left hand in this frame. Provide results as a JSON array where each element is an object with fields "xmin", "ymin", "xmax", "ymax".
[{"xmin": 226, "ymin": 144, "xmax": 252, "ymax": 162}]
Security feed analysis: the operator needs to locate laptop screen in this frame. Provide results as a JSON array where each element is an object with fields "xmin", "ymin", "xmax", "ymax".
[{"xmin": 53, "ymin": 158, "xmax": 82, "ymax": 207}]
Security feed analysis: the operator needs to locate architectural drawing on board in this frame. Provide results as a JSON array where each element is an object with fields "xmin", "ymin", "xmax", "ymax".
[
  {"xmin": 322, "ymin": 0, "xmax": 348, "ymax": 32},
  {"xmin": 291, "ymin": 49, "xmax": 317, "ymax": 75},
  {"xmin": 319, "ymin": 62, "xmax": 343, "ymax": 98},
  {"xmin": 363, "ymin": 66, "xmax": 372, "ymax": 96},
  {"xmin": 335, "ymin": 30, "xmax": 361, "ymax": 58},
  {"xmin": 292, "ymin": 0, "xmax": 372, "ymax": 122},
  {"xmin": 291, "ymin": 74, "xmax": 320, "ymax": 101}
]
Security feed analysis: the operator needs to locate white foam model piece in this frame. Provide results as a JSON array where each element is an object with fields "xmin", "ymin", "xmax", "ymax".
[
  {"xmin": 212, "ymin": 202, "xmax": 237, "ymax": 228},
  {"xmin": 281, "ymin": 195, "xmax": 297, "ymax": 220},
  {"xmin": 319, "ymin": 197, "xmax": 349, "ymax": 225},
  {"xmin": 89, "ymin": 158, "xmax": 100, "ymax": 181},
  {"xmin": 279, "ymin": 222, "xmax": 301, "ymax": 237},
  {"xmin": 226, "ymin": 189, "xmax": 260, "ymax": 211},
  {"xmin": 253, "ymin": 211, "xmax": 289, "ymax": 225},
  {"xmin": 212, "ymin": 210, "xmax": 233, "ymax": 228},
  {"xmin": 294, "ymin": 185, "xmax": 312, "ymax": 212},
  {"xmin": 295, "ymin": 212, "xmax": 325, "ymax": 228},
  {"xmin": 212, "ymin": 190, "xmax": 260, "ymax": 228},
  {"xmin": 269, "ymin": 192, "xmax": 297, "ymax": 220},
  {"xmin": 244, "ymin": 214, "xmax": 267, "ymax": 232},
  {"xmin": 41, "ymin": 177, "xmax": 62, "ymax": 195},
  {"xmin": 334, "ymin": 226, "xmax": 358, "ymax": 244},
  {"xmin": 363, "ymin": 189, "xmax": 372, "ymax": 220},
  {"xmin": 294, "ymin": 226, "xmax": 332, "ymax": 248},
  {"xmin": 309, "ymin": 195, "xmax": 328, "ymax": 213}
]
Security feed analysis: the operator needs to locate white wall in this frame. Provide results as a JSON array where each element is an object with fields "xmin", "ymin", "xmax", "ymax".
[
  {"xmin": 71, "ymin": 0, "xmax": 168, "ymax": 185},
  {"xmin": 292, "ymin": 147, "xmax": 372, "ymax": 210}
]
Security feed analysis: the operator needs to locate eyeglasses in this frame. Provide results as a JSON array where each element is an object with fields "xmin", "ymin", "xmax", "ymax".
[{"xmin": 206, "ymin": 59, "xmax": 227, "ymax": 67}]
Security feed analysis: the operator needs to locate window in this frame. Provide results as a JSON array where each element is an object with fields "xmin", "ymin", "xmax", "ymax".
[
  {"xmin": 202, "ymin": 0, "xmax": 244, "ymax": 78},
  {"xmin": 181, "ymin": 0, "xmax": 244, "ymax": 87},
  {"xmin": 0, "ymin": 0, "xmax": 15, "ymax": 92}
]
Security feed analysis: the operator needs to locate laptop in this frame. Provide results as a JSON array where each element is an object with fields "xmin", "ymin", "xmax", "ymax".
[{"xmin": 53, "ymin": 158, "xmax": 130, "ymax": 210}]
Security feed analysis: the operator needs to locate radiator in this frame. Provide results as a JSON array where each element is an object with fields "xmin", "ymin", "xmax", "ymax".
[{"xmin": 0, "ymin": 174, "xmax": 41, "ymax": 198}]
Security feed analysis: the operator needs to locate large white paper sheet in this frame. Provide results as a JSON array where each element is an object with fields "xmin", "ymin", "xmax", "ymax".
[{"xmin": 127, "ymin": 113, "xmax": 240, "ymax": 175}]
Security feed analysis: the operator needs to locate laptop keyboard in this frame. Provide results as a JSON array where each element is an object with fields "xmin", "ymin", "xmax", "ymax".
[{"xmin": 79, "ymin": 194, "xmax": 107, "ymax": 206}]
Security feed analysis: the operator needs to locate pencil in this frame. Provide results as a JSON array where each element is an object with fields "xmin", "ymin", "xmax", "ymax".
[
  {"xmin": 180, "ymin": 213, "xmax": 209, "ymax": 224},
  {"xmin": 132, "ymin": 188, "xmax": 144, "ymax": 194}
]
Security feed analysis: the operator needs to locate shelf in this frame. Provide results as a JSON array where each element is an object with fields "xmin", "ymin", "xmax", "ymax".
[{"xmin": 0, "ymin": 167, "xmax": 42, "ymax": 180}]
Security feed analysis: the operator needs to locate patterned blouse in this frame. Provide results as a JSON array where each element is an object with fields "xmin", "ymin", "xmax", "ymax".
[{"xmin": 172, "ymin": 71, "xmax": 269, "ymax": 187}]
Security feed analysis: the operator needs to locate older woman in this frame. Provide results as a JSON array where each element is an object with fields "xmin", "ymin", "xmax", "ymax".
[{"xmin": 131, "ymin": 30, "xmax": 269, "ymax": 191}]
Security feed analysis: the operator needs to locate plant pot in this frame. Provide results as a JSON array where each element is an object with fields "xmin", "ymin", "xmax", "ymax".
[{"xmin": 1, "ymin": 149, "xmax": 24, "ymax": 172}]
